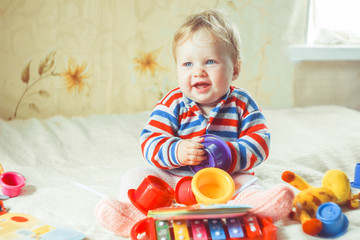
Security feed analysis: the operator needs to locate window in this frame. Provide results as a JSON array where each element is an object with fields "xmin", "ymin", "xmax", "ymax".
[
  {"xmin": 307, "ymin": 0, "xmax": 360, "ymax": 45},
  {"xmin": 289, "ymin": 0, "xmax": 360, "ymax": 61}
]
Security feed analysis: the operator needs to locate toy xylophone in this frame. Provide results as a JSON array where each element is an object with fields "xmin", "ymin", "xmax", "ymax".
[{"xmin": 131, "ymin": 214, "xmax": 277, "ymax": 240}]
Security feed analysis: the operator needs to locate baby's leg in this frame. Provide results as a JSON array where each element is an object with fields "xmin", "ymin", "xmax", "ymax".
[
  {"xmin": 231, "ymin": 173, "xmax": 294, "ymax": 222},
  {"xmin": 231, "ymin": 172, "xmax": 264, "ymax": 191},
  {"xmin": 96, "ymin": 167, "xmax": 182, "ymax": 237}
]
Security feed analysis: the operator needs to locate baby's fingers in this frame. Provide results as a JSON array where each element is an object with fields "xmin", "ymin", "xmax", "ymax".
[
  {"xmin": 191, "ymin": 136, "xmax": 205, "ymax": 144},
  {"xmin": 186, "ymin": 154, "xmax": 207, "ymax": 165},
  {"xmin": 190, "ymin": 138, "xmax": 205, "ymax": 150},
  {"xmin": 190, "ymin": 148, "xmax": 206, "ymax": 156}
]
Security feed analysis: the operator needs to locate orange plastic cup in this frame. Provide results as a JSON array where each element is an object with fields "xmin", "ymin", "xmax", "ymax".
[{"xmin": 191, "ymin": 167, "xmax": 235, "ymax": 204}]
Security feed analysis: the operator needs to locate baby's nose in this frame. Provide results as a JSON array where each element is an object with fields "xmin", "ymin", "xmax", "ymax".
[{"xmin": 193, "ymin": 67, "xmax": 207, "ymax": 77}]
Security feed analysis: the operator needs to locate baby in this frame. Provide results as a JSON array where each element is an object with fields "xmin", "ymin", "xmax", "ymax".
[{"xmin": 96, "ymin": 9, "xmax": 294, "ymax": 237}]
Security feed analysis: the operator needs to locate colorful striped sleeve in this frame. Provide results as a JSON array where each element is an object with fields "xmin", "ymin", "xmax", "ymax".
[
  {"xmin": 140, "ymin": 92, "xmax": 183, "ymax": 169},
  {"xmin": 225, "ymin": 89, "xmax": 270, "ymax": 174}
]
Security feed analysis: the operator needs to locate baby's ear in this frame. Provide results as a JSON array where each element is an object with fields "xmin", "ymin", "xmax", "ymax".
[{"xmin": 232, "ymin": 61, "xmax": 241, "ymax": 80}]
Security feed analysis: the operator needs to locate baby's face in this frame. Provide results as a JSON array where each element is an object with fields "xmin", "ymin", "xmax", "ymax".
[{"xmin": 175, "ymin": 28, "xmax": 239, "ymax": 111}]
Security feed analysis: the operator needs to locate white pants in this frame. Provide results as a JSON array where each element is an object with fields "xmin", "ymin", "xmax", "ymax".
[{"xmin": 118, "ymin": 166, "xmax": 264, "ymax": 202}]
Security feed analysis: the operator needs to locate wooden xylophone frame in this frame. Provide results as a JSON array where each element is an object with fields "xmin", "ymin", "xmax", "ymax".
[{"xmin": 131, "ymin": 214, "xmax": 277, "ymax": 240}]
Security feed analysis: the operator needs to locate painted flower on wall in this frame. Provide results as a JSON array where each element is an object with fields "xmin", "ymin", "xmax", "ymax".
[
  {"xmin": 62, "ymin": 58, "xmax": 90, "ymax": 94},
  {"xmin": 133, "ymin": 48, "xmax": 163, "ymax": 77},
  {"xmin": 11, "ymin": 49, "xmax": 91, "ymax": 119},
  {"xmin": 132, "ymin": 48, "xmax": 171, "ymax": 100}
]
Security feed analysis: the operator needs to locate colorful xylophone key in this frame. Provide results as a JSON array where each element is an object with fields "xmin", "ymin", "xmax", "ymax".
[
  {"xmin": 156, "ymin": 220, "xmax": 171, "ymax": 240},
  {"xmin": 243, "ymin": 215, "xmax": 262, "ymax": 238},
  {"xmin": 172, "ymin": 219, "xmax": 190, "ymax": 240},
  {"xmin": 226, "ymin": 217, "xmax": 245, "ymax": 239},
  {"xmin": 190, "ymin": 219, "xmax": 208, "ymax": 240},
  {"xmin": 208, "ymin": 219, "xmax": 226, "ymax": 240},
  {"xmin": 131, "ymin": 215, "xmax": 277, "ymax": 240}
]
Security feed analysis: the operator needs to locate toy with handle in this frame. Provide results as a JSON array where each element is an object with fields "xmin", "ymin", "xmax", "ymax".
[{"xmin": 131, "ymin": 214, "xmax": 277, "ymax": 240}]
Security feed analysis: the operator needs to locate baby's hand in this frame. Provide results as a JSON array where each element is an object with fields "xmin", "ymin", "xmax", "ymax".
[{"xmin": 177, "ymin": 137, "xmax": 207, "ymax": 166}]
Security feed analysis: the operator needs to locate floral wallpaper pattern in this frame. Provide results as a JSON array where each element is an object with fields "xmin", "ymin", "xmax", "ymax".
[
  {"xmin": 11, "ymin": 49, "xmax": 91, "ymax": 119},
  {"xmin": 0, "ymin": 0, "xmax": 307, "ymax": 119}
]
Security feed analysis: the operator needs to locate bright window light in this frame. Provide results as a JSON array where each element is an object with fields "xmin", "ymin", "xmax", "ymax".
[{"xmin": 307, "ymin": 0, "xmax": 360, "ymax": 45}]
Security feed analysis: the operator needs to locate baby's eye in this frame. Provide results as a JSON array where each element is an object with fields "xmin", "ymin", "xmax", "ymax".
[
  {"xmin": 206, "ymin": 60, "xmax": 215, "ymax": 65},
  {"xmin": 184, "ymin": 62, "xmax": 193, "ymax": 67}
]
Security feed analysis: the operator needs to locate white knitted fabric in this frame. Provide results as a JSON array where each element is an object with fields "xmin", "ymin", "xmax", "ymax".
[
  {"xmin": 232, "ymin": 184, "xmax": 295, "ymax": 221},
  {"xmin": 95, "ymin": 198, "xmax": 145, "ymax": 237}
]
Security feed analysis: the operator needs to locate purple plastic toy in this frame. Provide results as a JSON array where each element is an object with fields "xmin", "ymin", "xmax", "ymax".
[{"xmin": 189, "ymin": 134, "xmax": 232, "ymax": 173}]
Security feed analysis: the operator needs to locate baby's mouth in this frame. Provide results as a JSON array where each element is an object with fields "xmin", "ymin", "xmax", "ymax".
[{"xmin": 193, "ymin": 82, "xmax": 211, "ymax": 91}]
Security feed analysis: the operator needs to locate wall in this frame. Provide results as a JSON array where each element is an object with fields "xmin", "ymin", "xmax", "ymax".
[
  {"xmin": 294, "ymin": 61, "xmax": 360, "ymax": 110},
  {"xmin": 0, "ymin": 0, "xmax": 308, "ymax": 120}
]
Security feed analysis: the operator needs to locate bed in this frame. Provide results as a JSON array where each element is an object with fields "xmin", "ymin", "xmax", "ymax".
[{"xmin": 1, "ymin": 105, "xmax": 360, "ymax": 240}]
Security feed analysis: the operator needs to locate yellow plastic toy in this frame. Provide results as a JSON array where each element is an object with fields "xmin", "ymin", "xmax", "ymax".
[
  {"xmin": 191, "ymin": 167, "xmax": 235, "ymax": 204},
  {"xmin": 282, "ymin": 169, "xmax": 360, "ymax": 236}
]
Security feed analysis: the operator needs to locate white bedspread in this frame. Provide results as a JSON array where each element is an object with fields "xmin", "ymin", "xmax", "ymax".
[{"xmin": 1, "ymin": 106, "xmax": 360, "ymax": 239}]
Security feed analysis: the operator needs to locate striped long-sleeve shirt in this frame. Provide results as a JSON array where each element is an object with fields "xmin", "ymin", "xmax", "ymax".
[{"xmin": 140, "ymin": 86, "xmax": 270, "ymax": 175}]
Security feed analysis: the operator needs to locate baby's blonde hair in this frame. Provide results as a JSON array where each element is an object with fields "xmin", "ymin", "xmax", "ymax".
[{"xmin": 172, "ymin": 9, "xmax": 242, "ymax": 63}]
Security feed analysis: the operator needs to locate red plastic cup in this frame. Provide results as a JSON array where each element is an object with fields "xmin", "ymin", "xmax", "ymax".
[
  {"xmin": 175, "ymin": 176, "xmax": 197, "ymax": 206},
  {"xmin": 128, "ymin": 175, "xmax": 175, "ymax": 214},
  {"xmin": 0, "ymin": 172, "xmax": 26, "ymax": 197}
]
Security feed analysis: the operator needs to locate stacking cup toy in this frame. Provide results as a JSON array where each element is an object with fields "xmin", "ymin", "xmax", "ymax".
[
  {"xmin": 0, "ymin": 172, "xmax": 26, "ymax": 197},
  {"xmin": 191, "ymin": 167, "xmax": 235, "ymax": 204},
  {"xmin": 351, "ymin": 163, "xmax": 360, "ymax": 188},
  {"xmin": 175, "ymin": 176, "xmax": 197, "ymax": 206},
  {"xmin": 316, "ymin": 202, "xmax": 348, "ymax": 238},
  {"xmin": 128, "ymin": 175, "xmax": 175, "ymax": 214},
  {"xmin": 190, "ymin": 134, "xmax": 232, "ymax": 173}
]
